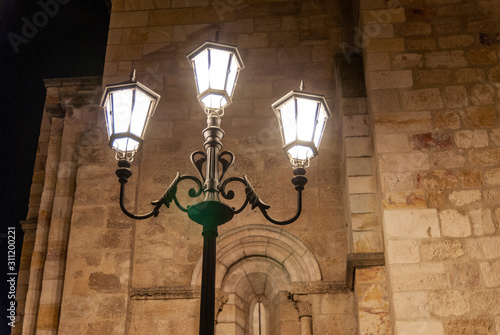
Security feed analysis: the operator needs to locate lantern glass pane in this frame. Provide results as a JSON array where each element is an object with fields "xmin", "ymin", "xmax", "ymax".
[
  {"xmin": 209, "ymin": 48, "xmax": 230, "ymax": 91},
  {"xmin": 130, "ymin": 90, "xmax": 152, "ymax": 138},
  {"xmin": 112, "ymin": 138, "xmax": 139, "ymax": 153},
  {"xmin": 225, "ymin": 55, "xmax": 238, "ymax": 97},
  {"xmin": 279, "ymin": 99, "xmax": 297, "ymax": 145},
  {"xmin": 201, "ymin": 94, "xmax": 227, "ymax": 110},
  {"xmin": 296, "ymin": 98, "xmax": 318, "ymax": 142},
  {"xmin": 112, "ymin": 89, "xmax": 134, "ymax": 134},
  {"xmin": 105, "ymin": 98, "xmax": 113, "ymax": 138},
  {"xmin": 287, "ymin": 145, "xmax": 313, "ymax": 161},
  {"xmin": 313, "ymin": 108, "xmax": 327, "ymax": 147},
  {"xmin": 194, "ymin": 49, "xmax": 209, "ymax": 94}
]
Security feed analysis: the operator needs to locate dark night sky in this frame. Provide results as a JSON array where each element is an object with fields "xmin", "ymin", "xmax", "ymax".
[{"xmin": 0, "ymin": 0, "xmax": 110, "ymax": 332}]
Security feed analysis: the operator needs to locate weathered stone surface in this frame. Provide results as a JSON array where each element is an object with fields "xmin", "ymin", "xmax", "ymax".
[
  {"xmin": 379, "ymin": 152, "xmax": 430, "ymax": 172},
  {"xmin": 454, "ymin": 130, "xmax": 489, "ymax": 148},
  {"xmin": 401, "ymin": 88, "xmax": 443, "ymax": 110},
  {"xmin": 480, "ymin": 261, "xmax": 500, "ymax": 287},
  {"xmin": 467, "ymin": 48, "xmax": 498, "ymax": 65},
  {"xmin": 416, "ymin": 70, "xmax": 450, "ymax": 85},
  {"xmin": 88, "ymin": 272, "xmax": 122, "ymax": 293},
  {"xmin": 439, "ymin": 209, "xmax": 472, "ymax": 237},
  {"xmin": 448, "ymin": 190, "xmax": 482, "ymax": 207},
  {"xmin": 392, "ymin": 53, "xmax": 424, "ymax": 68},
  {"xmin": 470, "ymin": 208, "xmax": 495, "ymax": 236},
  {"xmin": 368, "ymin": 70, "xmax": 413, "ymax": 89},
  {"xmin": 445, "ymin": 318, "xmax": 493, "ymax": 335},
  {"xmin": 425, "ymin": 51, "xmax": 467, "ymax": 68},
  {"xmin": 410, "ymin": 132, "xmax": 452, "ymax": 150},
  {"xmin": 485, "ymin": 168, "xmax": 500, "ymax": 185},
  {"xmin": 469, "ymin": 149, "xmax": 500, "ymax": 167},
  {"xmin": 429, "ymin": 290, "xmax": 470, "ymax": 317},
  {"xmin": 384, "ymin": 208, "xmax": 441, "ymax": 238},
  {"xmin": 432, "ymin": 110, "xmax": 460, "ymax": 130},
  {"xmin": 393, "ymin": 291, "xmax": 429, "ymax": 319},
  {"xmin": 438, "ymin": 35, "xmax": 474, "ymax": 49},
  {"xmin": 387, "ymin": 240, "xmax": 420, "ymax": 264},
  {"xmin": 433, "ymin": 149, "xmax": 466, "ymax": 168},
  {"xmin": 443, "ymin": 86, "xmax": 468, "ymax": 108},
  {"xmin": 375, "ymin": 112, "xmax": 432, "ymax": 134},
  {"xmin": 460, "ymin": 107, "xmax": 496, "ymax": 128},
  {"xmin": 459, "ymin": 169, "xmax": 484, "ymax": 188},
  {"xmin": 417, "ymin": 170, "xmax": 458, "ymax": 189},
  {"xmin": 390, "ymin": 263, "xmax": 447, "ymax": 291},
  {"xmin": 395, "ymin": 320, "xmax": 444, "ymax": 335},
  {"xmin": 421, "ymin": 239, "xmax": 464, "ymax": 261},
  {"xmin": 382, "ymin": 191, "xmax": 427, "ymax": 209},
  {"xmin": 455, "ymin": 68, "xmax": 486, "ymax": 83}
]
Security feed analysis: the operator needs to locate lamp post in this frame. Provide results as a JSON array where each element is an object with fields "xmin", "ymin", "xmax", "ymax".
[{"xmin": 100, "ymin": 40, "xmax": 331, "ymax": 335}]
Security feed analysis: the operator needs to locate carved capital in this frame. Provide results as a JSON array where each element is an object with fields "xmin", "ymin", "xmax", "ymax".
[{"xmin": 292, "ymin": 295, "xmax": 312, "ymax": 318}]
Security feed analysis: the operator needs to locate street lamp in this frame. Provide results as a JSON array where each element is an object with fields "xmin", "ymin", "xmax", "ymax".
[{"xmin": 100, "ymin": 40, "xmax": 331, "ymax": 335}]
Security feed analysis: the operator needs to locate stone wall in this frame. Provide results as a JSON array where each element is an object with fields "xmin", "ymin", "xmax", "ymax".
[
  {"xmin": 359, "ymin": 0, "xmax": 500, "ymax": 333},
  {"xmin": 15, "ymin": 0, "xmax": 362, "ymax": 334}
]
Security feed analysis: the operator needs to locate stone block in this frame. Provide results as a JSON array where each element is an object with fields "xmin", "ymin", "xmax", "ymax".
[
  {"xmin": 445, "ymin": 318, "xmax": 493, "ymax": 335},
  {"xmin": 366, "ymin": 53, "xmax": 391, "ymax": 71},
  {"xmin": 471, "ymin": 208, "xmax": 495, "ymax": 236},
  {"xmin": 417, "ymin": 170, "xmax": 458, "ymax": 189},
  {"xmin": 480, "ymin": 261, "xmax": 500, "ymax": 287},
  {"xmin": 386, "ymin": 239, "xmax": 420, "ymax": 264},
  {"xmin": 467, "ymin": 48, "xmax": 498, "ymax": 65},
  {"xmin": 410, "ymin": 132, "xmax": 452, "ymax": 150},
  {"xmin": 459, "ymin": 169, "xmax": 484, "ymax": 188},
  {"xmin": 383, "ymin": 208, "xmax": 441, "ymax": 239},
  {"xmin": 362, "ymin": 8, "xmax": 406, "ymax": 24},
  {"xmin": 367, "ymin": 70, "xmax": 413, "ymax": 89},
  {"xmin": 358, "ymin": 310, "xmax": 391, "ymax": 335},
  {"xmin": 407, "ymin": 38, "xmax": 436, "ymax": 50},
  {"xmin": 378, "ymin": 152, "xmax": 430, "ymax": 173},
  {"xmin": 365, "ymin": 38, "xmax": 405, "ymax": 53},
  {"xmin": 351, "ymin": 213, "xmax": 380, "ymax": 231},
  {"xmin": 343, "ymin": 115, "xmax": 370, "ymax": 137},
  {"xmin": 485, "ymin": 168, "xmax": 500, "ymax": 185},
  {"xmin": 461, "ymin": 107, "xmax": 496, "ymax": 128},
  {"xmin": 438, "ymin": 35, "xmax": 474, "ymax": 49},
  {"xmin": 392, "ymin": 291, "xmax": 429, "ymax": 319},
  {"xmin": 439, "ymin": 209, "xmax": 472, "ymax": 237},
  {"xmin": 432, "ymin": 110, "xmax": 460, "ymax": 130},
  {"xmin": 443, "ymin": 86, "xmax": 468, "ymax": 108},
  {"xmin": 455, "ymin": 68, "xmax": 485, "ymax": 83},
  {"xmin": 401, "ymin": 88, "xmax": 443, "ymax": 111},
  {"xmin": 345, "ymin": 137, "xmax": 373, "ymax": 157},
  {"xmin": 380, "ymin": 171, "xmax": 414, "ymax": 193},
  {"xmin": 447, "ymin": 262, "xmax": 480, "ymax": 288},
  {"xmin": 484, "ymin": 189, "xmax": 500, "ymax": 207},
  {"xmin": 433, "ymin": 16, "xmax": 462, "ymax": 34},
  {"xmin": 376, "ymin": 133, "xmax": 410, "ymax": 153},
  {"xmin": 416, "ymin": 70, "xmax": 450, "ymax": 85},
  {"xmin": 390, "ymin": 263, "xmax": 447, "ymax": 291},
  {"xmin": 429, "ymin": 290, "xmax": 470, "ymax": 317},
  {"xmin": 237, "ymin": 33, "xmax": 268, "ymax": 49},
  {"xmin": 109, "ymin": 11, "xmax": 149, "ymax": 28},
  {"xmin": 432, "ymin": 149, "xmax": 466, "ymax": 168},
  {"xmin": 421, "ymin": 239, "xmax": 464, "ymax": 261},
  {"xmin": 448, "ymin": 190, "xmax": 482, "ymax": 207},
  {"xmin": 392, "ymin": 53, "xmax": 424, "ymax": 68},
  {"xmin": 350, "ymin": 194, "xmax": 378, "ymax": 213},
  {"xmin": 149, "ymin": 8, "xmax": 194, "ymax": 25},
  {"xmin": 490, "ymin": 128, "xmax": 500, "ymax": 146},
  {"xmin": 88, "ymin": 272, "xmax": 122, "ymax": 293},
  {"xmin": 370, "ymin": 89, "xmax": 400, "ymax": 113},
  {"xmin": 382, "ymin": 190, "xmax": 427, "ymax": 209},
  {"xmin": 469, "ymin": 148, "xmax": 500, "ymax": 167},
  {"xmin": 346, "ymin": 157, "xmax": 374, "ymax": 176},
  {"xmin": 348, "ymin": 176, "xmax": 377, "ymax": 194},
  {"xmin": 470, "ymin": 84, "xmax": 495, "ymax": 106},
  {"xmin": 400, "ymin": 21, "xmax": 432, "ymax": 36},
  {"xmin": 470, "ymin": 289, "xmax": 500, "ymax": 315},
  {"xmin": 465, "ymin": 236, "xmax": 500, "ymax": 259},
  {"xmin": 454, "ymin": 130, "xmax": 489, "ymax": 148},
  {"xmin": 374, "ymin": 112, "xmax": 432, "ymax": 134},
  {"xmin": 425, "ymin": 51, "xmax": 467, "ymax": 68}
]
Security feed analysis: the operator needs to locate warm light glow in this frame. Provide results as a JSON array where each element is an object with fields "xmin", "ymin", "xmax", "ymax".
[
  {"xmin": 272, "ymin": 90, "xmax": 331, "ymax": 168},
  {"xmin": 101, "ymin": 74, "xmax": 160, "ymax": 160},
  {"xmin": 187, "ymin": 41, "xmax": 244, "ymax": 112}
]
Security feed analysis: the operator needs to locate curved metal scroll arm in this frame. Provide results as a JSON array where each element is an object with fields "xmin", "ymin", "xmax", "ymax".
[
  {"xmin": 220, "ymin": 168, "xmax": 308, "ymax": 225},
  {"xmin": 115, "ymin": 160, "xmax": 203, "ymax": 219}
]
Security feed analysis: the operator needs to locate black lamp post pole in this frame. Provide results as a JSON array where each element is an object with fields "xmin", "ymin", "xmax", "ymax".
[{"xmin": 187, "ymin": 115, "xmax": 234, "ymax": 335}]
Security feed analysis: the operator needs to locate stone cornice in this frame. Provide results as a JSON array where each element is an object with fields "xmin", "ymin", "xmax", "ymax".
[{"xmin": 346, "ymin": 252, "xmax": 385, "ymax": 290}]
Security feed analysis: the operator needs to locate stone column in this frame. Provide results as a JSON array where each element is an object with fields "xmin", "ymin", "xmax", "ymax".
[
  {"xmin": 22, "ymin": 117, "xmax": 64, "ymax": 335},
  {"xmin": 293, "ymin": 296, "xmax": 312, "ymax": 335},
  {"xmin": 36, "ymin": 107, "xmax": 82, "ymax": 334}
]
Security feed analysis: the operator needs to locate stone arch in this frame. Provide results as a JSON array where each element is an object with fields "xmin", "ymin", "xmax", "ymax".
[{"xmin": 191, "ymin": 224, "xmax": 322, "ymax": 287}]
